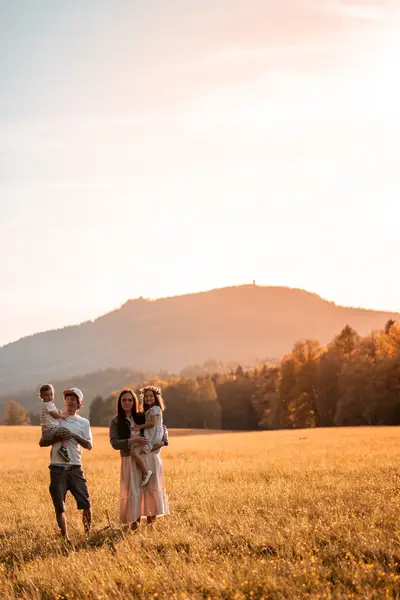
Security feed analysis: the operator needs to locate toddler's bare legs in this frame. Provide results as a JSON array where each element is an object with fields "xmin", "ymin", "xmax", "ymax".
[{"xmin": 62, "ymin": 438, "xmax": 69, "ymax": 449}]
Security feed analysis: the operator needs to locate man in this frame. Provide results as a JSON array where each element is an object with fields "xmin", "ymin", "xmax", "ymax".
[{"xmin": 39, "ymin": 387, "xmax": 93, "ymax": 543}]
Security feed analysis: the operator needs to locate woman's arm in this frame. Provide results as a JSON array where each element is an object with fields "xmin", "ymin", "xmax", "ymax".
[
  {"xmin": 151, "ymin": 442, "xmax": 164, "ymax": 452},
  {"xmin": 162, "ymin": 425, "xmax": 169, "ymax": 446},
  {"xmin": 151, "ymin": 425, "xmax": 169, "ymax": 452},
  {"xmin": 109, "ymin": 418, "xmax": 146, "ymax": 450},
  {"xmin": 109, "ymin": 418, "xmax": 130, "ymax": 451}
]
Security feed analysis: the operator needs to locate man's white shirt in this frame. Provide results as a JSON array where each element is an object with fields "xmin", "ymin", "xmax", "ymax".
[{"xmin": 50, "ymin": 414, "xmax": 92, "ymax": 466}]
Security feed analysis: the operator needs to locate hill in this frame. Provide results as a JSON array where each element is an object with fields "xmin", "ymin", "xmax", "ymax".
[{"xmin": 0, "ymin": 285, "xmax": 398, "ymax": 397}]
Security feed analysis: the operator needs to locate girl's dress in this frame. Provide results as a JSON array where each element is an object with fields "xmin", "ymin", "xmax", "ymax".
[{"xmin": 142, "ymin": 405, "xmax": 164, "ymax": 452}]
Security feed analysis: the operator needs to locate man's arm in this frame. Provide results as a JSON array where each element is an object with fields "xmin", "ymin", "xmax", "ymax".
[
  {"xmin": 75, "ymin": 422, "xmax": 93, "ymax": 451},
  {"xmin": 39, "ymin": 427, "xmax": 92, "ymax": 450},
  {"xmin": 39, "ymin": 427, "xmax": 71, "ymax": 447},
  {"xmin": 72, "ymin": 432, "xmax": 92, "ymax": 451}
]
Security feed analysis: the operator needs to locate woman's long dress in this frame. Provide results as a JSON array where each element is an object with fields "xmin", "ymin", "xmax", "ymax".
[{"xmin": 120, "ymin": 449, "xmax": 169, "ymax": 524}]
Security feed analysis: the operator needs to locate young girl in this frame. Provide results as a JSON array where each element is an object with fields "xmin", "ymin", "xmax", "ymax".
[{"xmin": 132, "ymin": 385, "xmax": 166, "ymax": 486}]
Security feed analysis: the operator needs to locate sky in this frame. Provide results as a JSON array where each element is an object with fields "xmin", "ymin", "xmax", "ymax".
[{"xmin": 0, "ymin": 0, "xmax": 399, "ymax": 346}]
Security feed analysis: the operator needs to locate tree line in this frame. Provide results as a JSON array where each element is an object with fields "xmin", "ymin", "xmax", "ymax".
[
  {"xmin": 2, "ymin": 320, "xmax": 400, "ymax": 429},
  {"xmin": 85, "ymin": 319, "xmax": 400, "ymax": 430}
]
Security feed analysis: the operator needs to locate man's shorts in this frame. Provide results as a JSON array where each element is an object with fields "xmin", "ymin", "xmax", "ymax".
[{"xmin": 49, "ymin": 465, "xmax": 91, "ymax": 513}]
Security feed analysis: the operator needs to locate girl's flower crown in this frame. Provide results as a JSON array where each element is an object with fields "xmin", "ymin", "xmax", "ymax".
[{"xmin": 140, "ymin": 385, "xmax": 162, "ymax": 400}]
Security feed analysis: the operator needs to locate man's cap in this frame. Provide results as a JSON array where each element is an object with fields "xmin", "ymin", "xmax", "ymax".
[{"xmin": 63, "ymin": 387, "xmax": 84, "ymax": 401}]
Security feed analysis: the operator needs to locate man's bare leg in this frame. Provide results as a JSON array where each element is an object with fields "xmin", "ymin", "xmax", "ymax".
[
  {"xmin": 56, "ymin": 511, "xmax": 71, "ymax": 543},
  {"xmin": 83, "ymin": 508, "xmax": 92, "ymax": 534}
]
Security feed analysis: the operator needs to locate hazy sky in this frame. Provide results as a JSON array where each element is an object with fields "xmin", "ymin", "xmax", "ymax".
[{"xmin": 1, "ymin": 0, "xmax": 399, "ymax": 346}]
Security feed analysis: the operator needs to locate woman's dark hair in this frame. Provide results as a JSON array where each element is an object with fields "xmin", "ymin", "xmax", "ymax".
[{"xmin": 116, "ymin": 388, "xmax": 140, "ymax": 438}]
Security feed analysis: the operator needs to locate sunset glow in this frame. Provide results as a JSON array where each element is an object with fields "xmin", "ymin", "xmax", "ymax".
[{"xmin": 0, "ymin": 0, "xmax": 399, "ymax": 346}]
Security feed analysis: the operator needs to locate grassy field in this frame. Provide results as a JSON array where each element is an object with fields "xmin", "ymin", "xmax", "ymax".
[{"xmin": 1, "ymin": 426, "xmax": 400, "ymax": 599}]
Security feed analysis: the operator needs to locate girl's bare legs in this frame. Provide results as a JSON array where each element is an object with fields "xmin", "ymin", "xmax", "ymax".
[
  {"xmin": 131, "ymin": 447, "xmax": 153, "ymax": 486},
  {"xmin": 131, "ymin": 447, "xmax": 148, "ymax": 476}
]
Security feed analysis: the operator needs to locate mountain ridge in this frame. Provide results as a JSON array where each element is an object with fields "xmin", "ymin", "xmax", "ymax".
[{"xmin": 1, "ymin": 285, "xmax": 398, "ymax": 395}]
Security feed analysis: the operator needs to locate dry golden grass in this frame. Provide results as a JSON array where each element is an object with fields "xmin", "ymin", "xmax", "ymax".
[{"xmin": 1, "ymin": 426, "xmax": 400, "ymax": 599}]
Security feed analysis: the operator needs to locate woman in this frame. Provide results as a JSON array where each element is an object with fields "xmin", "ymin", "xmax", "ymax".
[{"xmin": 109, "ymin": 388, "xmax": 169, "ymax": 529}]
